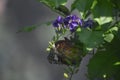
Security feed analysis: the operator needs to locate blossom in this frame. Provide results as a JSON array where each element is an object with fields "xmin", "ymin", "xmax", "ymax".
[
  {"xmin": 63, "ymin": 15, "xmax": 82, "ymax": 32},
  {"xmin": 52, "ymin": 15, "xmax": 83, "ymax": 32},
  {"xmin": 53, "ymin": 16, "xmax": 63, "ymax": 27},
  {"xmin": 69, "ymin": 22, "xmax": 78, "ymax": 32}
]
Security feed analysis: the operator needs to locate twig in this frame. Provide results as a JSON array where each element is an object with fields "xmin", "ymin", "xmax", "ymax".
[{"xmin": 69, "ymin": 66, "xmax": 76, "ymax": 80}]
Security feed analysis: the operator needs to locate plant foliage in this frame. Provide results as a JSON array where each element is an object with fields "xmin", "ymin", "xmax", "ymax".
[{"xmin": 19, "ymin": 0, "xmax": 120, "ymax": 80}]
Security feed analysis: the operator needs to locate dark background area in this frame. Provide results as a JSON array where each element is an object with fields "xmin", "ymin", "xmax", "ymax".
[{"xmin": 0, "ymin": 0, "xmax": 91, "ymax": 80}]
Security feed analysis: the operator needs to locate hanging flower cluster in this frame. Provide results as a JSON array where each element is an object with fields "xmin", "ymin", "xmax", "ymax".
[{"xmin": 52, "ymin": 15, "xmax": 94, "ymax": 33}]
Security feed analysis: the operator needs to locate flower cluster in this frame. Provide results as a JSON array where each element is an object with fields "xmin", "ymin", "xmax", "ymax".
[
  {"xmin": 53, "ymin": 16, "xmax": 63, "ymax": 27},
  {"xmin": 63, "ymin": 15, "xmax": 83, "ymax": 32},
  {"xmin": 53, "ymin": 15, "xmax": 94, "ymax": 33}
]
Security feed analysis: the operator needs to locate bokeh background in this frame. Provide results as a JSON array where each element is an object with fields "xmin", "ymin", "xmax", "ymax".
[{"xmin": 0, "ymin": 0, "xmax": 92, "ymax": 80}]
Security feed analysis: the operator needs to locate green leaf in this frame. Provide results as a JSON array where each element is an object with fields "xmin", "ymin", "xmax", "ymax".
[
  {"xmin": 114, "ymin": 62, "xmax": 120, "ymax": 66},
  {"xmin": 77, "ymin": 29, "xmax": 104, "ymax": 48},
  {"xmin": 88, "ymin": 37, "xmax": 120, "ymax": 80},
  {"xmin": 17, "ymin": 25, "xmax": 37, "ymax": 33},
  {"xmin": 92, "ymin": 0, "xmax": 113, "ymax": 18},
  {"xmin": 71, "ymin": 0, "xmax": 94, "ymax": 18},
  {"xmin": 94, "ymin": 17, "xmax": 112, "ymax": 25},
  {"xmin": 39, "ymin": 0, "xmax": 67, "ymax": 8},
  {"xmin": 104, "ymin": 33, "xmax": 114, "ymax": 42},
  {"xmin": 46, "ymin": 21, "xmax": 52, "ymax": 26},
  {"xmin": 17, "ymin": 20, "xmax": 53, "ymax": 33},
  {"xmin": 111, "ymin": 0, "xmax": 120, "ymax": 9},
  {"xmin": 55, "ymin": 5, "xmax": 70, "ymax": 15},
  {"xmin": 39, "ymin": 0, "xmax": 68, "ymax": 16},
  {"xmin": 100, "ymin": 22, "xmax": 111, "ymax": 32},
  {"xmin": 39, "ymin": 0, "xmax": 54, "ymax": 8},
  {"xmin": 117, "ymin": 29, "xmax": 120, "ymax": 40}
]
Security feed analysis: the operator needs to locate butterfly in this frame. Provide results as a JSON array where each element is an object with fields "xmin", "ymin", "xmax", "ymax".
[{"xmin": 48, "ymin": 37, "xmax": 82, "ymax": 66}]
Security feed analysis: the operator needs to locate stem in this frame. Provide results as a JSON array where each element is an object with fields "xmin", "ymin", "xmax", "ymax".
[
  {"xmin": 69, "ymin": 71, "xmax": 73, "ymax": 80},
  {"xmin": 69, "ymin": 66, "xmax": 76, "ymax": 80}
]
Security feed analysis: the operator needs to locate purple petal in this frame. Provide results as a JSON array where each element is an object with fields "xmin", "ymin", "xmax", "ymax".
[
  {"xmin": 53, "ymin": 16, "xmax": 63, "ymax": 27},
  {"xmin": 70, "ymin": 22, "xmax": 78, "ymax": 27},
  {"xmin": 57, "ymin": 16, "xmax": 63, "ymax": 23},
  {"xmin": 63, "ymin": 16, "xmax": 71, "ymax": 25},
  {"xmin": 53, "ymin": 20, "xmax": 59, "ymax": 27},
  {"xmin": 71, "ymin": 15, "xmax": 77, "ymax": 20}
]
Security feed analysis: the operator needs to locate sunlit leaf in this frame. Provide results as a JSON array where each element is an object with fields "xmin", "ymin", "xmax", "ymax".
[
  {"xmin": 104, "ymin": 33, "xmax": 114, "ymax": 42},
  {"xmin": 114, "ymin": 62, "xmax": 120, "ymax": 66},
  {"xmin": 64, "ymin": 73, "xmax": 69, "ymax": 78},
  {"xmin": 46, "ymin": 48, "xmax": 51, "ymax": 51},
  {"xmin": 94, "ymin": 17, "xmax": 112, "ymax": 25},
  {"xmin": 109, "ymin": 27, "xmax": 118, "ymax": 32},
  {"xmin": 76, "ymin": 27, "xmax": 81, "ymax": 32}
]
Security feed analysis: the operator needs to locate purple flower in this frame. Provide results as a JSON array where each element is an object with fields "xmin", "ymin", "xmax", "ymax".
[
  {"xmin": 69, "ymin": 22, "xmax": 78, "ymax": 32},
  {"xmin": 63, "ymin": 16, "xmax": 70, "ymax": 25},
  {"xmin": 63, "ymin": 15, "xmax": 83, "ymax": 32},
  {"xmin": 53, "ymin": 16, "xmax": 63, "ymax": 27},
  {"xmin": 83, "ymin": 19, "xmax": 94, "ymax": 28},
  {"xmin": 52, "ymin": 15, "xmax": 83, "ymax": 33}
]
